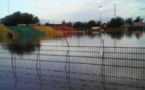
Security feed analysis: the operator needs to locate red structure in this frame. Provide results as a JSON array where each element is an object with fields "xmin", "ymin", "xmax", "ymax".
[{"xmin": 51, "ymin": 24, "xmax": 78, "ymax": 38}]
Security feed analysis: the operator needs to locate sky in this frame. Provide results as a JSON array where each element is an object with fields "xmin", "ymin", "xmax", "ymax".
[{"xmin": 0, "ymin": 0, "xmax": 145, "ymax": 24}]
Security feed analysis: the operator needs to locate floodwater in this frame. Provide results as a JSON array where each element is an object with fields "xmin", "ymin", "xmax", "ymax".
[
  {"xmin": 41, "ymin": 30, "xmax": 145, "ymax": 47},
  {"xmin": 0, "ymin": 30, "xmax": 145, "ymax": 90}
]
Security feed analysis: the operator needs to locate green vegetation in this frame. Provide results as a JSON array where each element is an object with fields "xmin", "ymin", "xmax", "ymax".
[
  {"xmin": 125, "ymin": 17, "xmax": 133, "ymax": 25},
  {"xmin": 1, "ymin": 11, "xmax": 39, "ymax": 26},
  {"xmin": 133, "ymin": 16, "xmax": 143, "ymax": 22},
  {"xmin": 107, "ymin": 16, "xmax": 124, "ymax": 27}
]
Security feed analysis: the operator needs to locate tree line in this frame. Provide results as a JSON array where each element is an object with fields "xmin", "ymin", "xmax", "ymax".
[
  {"xmin": 60, "ymin": 16, "xmax": 143, "ymax": 29},
  {"xmin": 45, "ymin": 16, "xmax": 143, "ymax": 30},
  {"xmin": 0, "ymin": 11, "xmax": 143, "ymax": 28}
]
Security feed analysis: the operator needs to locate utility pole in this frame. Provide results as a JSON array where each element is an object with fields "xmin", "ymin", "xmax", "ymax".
[
  {"xmin": 7, "ymin": 0, "xmax": 10, "ymax": 15},
  {"xmin": 114, "ymin": 4, "xmax": 116, "ymax": 51},
  {"xmin": 114, "ymin": 4, "xmax": 116, "ymax": 18}
]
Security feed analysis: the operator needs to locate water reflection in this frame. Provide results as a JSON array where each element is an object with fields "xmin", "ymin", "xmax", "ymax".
[
  {"xmin": 2, "ymin": 39, "xmax": 40, "ymax": 55},
  {"xmin": 107, "ymin": 32, "xmax": 124, "ymax": 40},
  {"xmin": 133, "ymin": 31, "xmax": 143, "ymax": 39},
  {"xmin": 124, "ymin": 31, "xmax": 133, "ymax": 38},
  {"xmin": 107, "ymin": 30, "xmax": 144, "ymax": 40},
  {"xmin": 0, "ymin": 35, "xmax": 41, "ymax": 55},
  {"xmin": 74, "ymin": 30, "xmax": 144, "ymax": 41},
  {"xmin": 11, "ymin": 50, "xmax": 17, "ymax": 88}
]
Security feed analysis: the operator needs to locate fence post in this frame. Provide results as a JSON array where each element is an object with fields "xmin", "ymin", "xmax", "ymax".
[
  {"xmin": 66, "ymin": 38, "xmax": 69, "ymax": 48},
  {"xmin": 100, "ymin": 29, "xmax": 104, "ymax": 55},
  {"xmin": 100, "ymin": 39, "xmax": 104, "ymax": 55}
]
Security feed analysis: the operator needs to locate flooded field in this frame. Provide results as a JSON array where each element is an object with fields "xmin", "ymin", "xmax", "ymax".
[{"xmin": 0, "ymin": 31, "xmax": 145, "ymax": 90}]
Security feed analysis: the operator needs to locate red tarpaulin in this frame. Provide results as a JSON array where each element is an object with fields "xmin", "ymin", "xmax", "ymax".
[{"xmin": 51, "ymin": 24, "xmax": 78, "ymax": 38}]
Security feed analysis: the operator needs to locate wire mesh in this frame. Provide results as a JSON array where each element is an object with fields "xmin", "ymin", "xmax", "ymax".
[{"xmin": 0, "ymin": 45, "xmax": 145, "ymax": 90}]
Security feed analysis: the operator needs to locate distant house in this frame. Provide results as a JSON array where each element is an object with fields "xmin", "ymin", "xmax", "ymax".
[
  {"xmin": 122, "ymin": 23, "xmax": 130, "ymax": 27},
  {"xmin": 133, "ymin": 21, "xmax": 144, "ymax": 26},
  {"xmin": 102, "ymin": 23, "xmax": 107, "ymax": 27},
  {"xmin": 91, "ymin": 26, "xmax": 101, "ymax": 34},
  {"xmin": 92, "ymin": 26, "xmax": 100, "ymax": 30}
]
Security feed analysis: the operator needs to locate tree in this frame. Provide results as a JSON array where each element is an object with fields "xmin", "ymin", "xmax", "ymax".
[
  {"xmin": 87, "ymin": 20, "xmax": 96, "ymax": 27},
  {"xmin": 31, "ymin": 16, "xmax": 39, "ymax": 24},
  {"xmin": 133, "ymin": 16, "xmax": 143, "ymax": 22},
  {"xmin": 108, "ymin": 16, "xmax": 124, "ymax": 27},
  {"xmin": 96, "ymin": 21, "xmax": 101, "ymax": 26},
  {"xmin": 45, "ymin": 22, "xmax": 49, "ymax": 26},
  {"xmin": 2, "ymin": 11, "xmax": 40, "ymax": 26},
  {"xmin": 11, "ymin": 11, "xmax": 21, "ymax": 25},
  {"xmin": 66, "ymin": 22, "xmax": 73, "ymax": 27},
  {"xmin": 73, "ymin": 21, "xmax": 86, "ymax": 28},
  {"xmin": 61, "ymin": 20, "xmax": 66, "ymax": 25},
  {"xmin": 125, "ymin": 17, "xmax": 133, "ymax": 25}
]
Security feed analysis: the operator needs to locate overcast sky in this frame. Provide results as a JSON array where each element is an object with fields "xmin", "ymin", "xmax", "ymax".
[{"xmin": 0, "ymin": 0, "xmax": 145, "ymax": 24}]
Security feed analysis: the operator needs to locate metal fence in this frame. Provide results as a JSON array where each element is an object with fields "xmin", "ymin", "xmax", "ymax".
[{"xmin": 0, "ymin": 45, "xmax": 145, "ymax": 90}]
